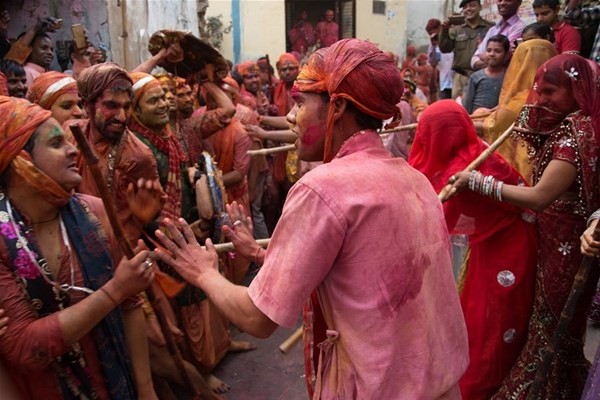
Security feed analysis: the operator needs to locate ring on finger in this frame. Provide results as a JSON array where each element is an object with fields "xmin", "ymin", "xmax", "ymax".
[
  {"xmin": 233, "ymin": 220, "xmax": 243, "ymax": 227},
  {"xmin": 450, "ymin": 175, "xmax": 456, "ymax": 183},
  {"xmin": 144, "ymin": 259, "xmax": 153, "ymax": 270}
]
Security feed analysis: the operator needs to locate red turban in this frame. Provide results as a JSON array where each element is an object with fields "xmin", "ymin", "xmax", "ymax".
[
  {"xmin": 294, "ymin": 38, "xmax": 403, "ymax": 162},
  {"xmin": 78, "ymin": 62, "xmax": 132, "ymax": 103},
  {"xmin": 276, "ymin": 53, "xmax": 300, "ymax": 71},
  {"xmin": 236, "ymin": 61, "xmax": 259, "ymax": 77},
  {"xmin": 27, "ymin": 71, "xmax": 78, "ymax": 109},
  {"xmin": 407, "ymin": 45, "xmax": 416, "ymax": 57},
  {"xmin": 0, "ymin": 72, "xmax": 7, "ymax": 96},
  {"xmin": 0, "ymin": 96, "xmax": 71, "ymax": 205}
]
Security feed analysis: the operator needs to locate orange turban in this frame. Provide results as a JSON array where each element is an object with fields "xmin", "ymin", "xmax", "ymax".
[
  {"xmin": 0, "ymin": 73, "xmax": 7, "ymax": 96},
  {"xmin": 78, "ymin": 62, "xmax": 132, "ymax": 104},
  {"xmin": 294, "ymin": 38, "xmax": 403, "ymax": 162},
  {"xmin": 276, "ymin": 53, "xmax": 300, "ymax": 71},
  {"xmin": 27, "ymin": 71, "xmax": 78, "ymax": 109},
  {"xmin": 130, "ymin": 72, "xmax": 162, "ymax": 108},
  {"xmin": 236, "ymin": 61, "xmax": 259, "ymax": 77},
  {"xmin": 0, "ymin": 96, "xmax": 71, "ymax": 205}
]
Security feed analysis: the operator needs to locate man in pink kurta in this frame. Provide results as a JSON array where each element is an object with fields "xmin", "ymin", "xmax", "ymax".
[
  {"xmin": 249, "ymin": 130, "xmax": 468, "ymax": 399},
  {"xmin": 315, "ymin": 10, "xmax": 340, "ymax": 48},
  {"xmin": 155, "ymin": 38, "xmax": 469, "ymax": 400}
]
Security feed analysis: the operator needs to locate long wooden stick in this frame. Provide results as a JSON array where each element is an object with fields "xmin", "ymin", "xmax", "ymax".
[
  {"xmin": 279, "ymin": 326, "xmax": 303, "ymax": 353},
  {"xmin": 379, "ymin": 111, "xmax": 492, "ymax": 135},
  {"xmin": 247, "ymin": 144, "xmax": 296, "ymax": 156},
  {"xmin": 70, "ymin": 125, "xmax": 201, "ymax": 399},
  {"xmin": 527, "ymin": 223, "xmax": 600, "ymax": 399},
  {"xmin": 208, "ymin": 238, "xmax": 271, "ymax": 253},
  {"xmin": 437, "ymin": 123, "xmax": 515, "ymax": 202}
]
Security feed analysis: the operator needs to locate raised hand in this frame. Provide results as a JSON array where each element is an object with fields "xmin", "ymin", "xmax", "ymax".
[
  {"xmin": 154, "ymin": 218, "xmax": 219, "ymax": 287},
  {"xmin": 222, "ymin": 201, "xmax": 261, "ymax": 260},
  {"xmin": 126, "ymin": 178, "xmax": 165, "ymax": 224}
]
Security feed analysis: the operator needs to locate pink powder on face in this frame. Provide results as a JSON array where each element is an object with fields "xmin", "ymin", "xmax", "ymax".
[{"xmin": 300, "ymin": 125, "xmax": 323, "ymax": 147}]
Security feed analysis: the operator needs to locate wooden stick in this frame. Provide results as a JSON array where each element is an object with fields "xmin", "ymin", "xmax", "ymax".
[
  {"xmin": 437, "ymin": 123, "xmax": 515, "ymax": 202},
  {"xmin": 247, "ymin": 144, "xmax": 296, "ymax": 156},
  {"xmin": 527, "ymin": 223, "xmax": 600, "ymax": 399},
  {"xmin": 70, "ymin": 125, "xmax": 201, "ymax": 399},
  {"xmin": 208, "ymin": 238, "xmax": 271, "ymax": 253},
  {"xmin": 379, "ymin": 112, "xmax": 492, "ymax": 135},
  {"xmin": 279, "ymin": 326, "xmax": 303, "ymax": 353}
]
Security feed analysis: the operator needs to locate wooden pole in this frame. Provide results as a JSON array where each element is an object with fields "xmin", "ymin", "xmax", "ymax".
[
  {"xmin": 278, "ymin": 327, "xmax": 303, "ymax": 354},
  {"xmin": 379, "ymin": 112, "xmax": 492, "ymax": 135},
  {"xmin": 437, "ymin": 123, "xmax": 515, "ymax": 202},
  {"xmin": 209, "ymin": 238, "xmax": 271, "ymax": 253},
  {"xmin": 70, "ymin": 125, "xmax": 201, "ymax": 399},
  {"xmin": 526, "ymin": 223, "xmax": 600, "ymax": 399},
  {"xmin": 247, "ymin": 144, "xmax": 295, "ymax": 157}
]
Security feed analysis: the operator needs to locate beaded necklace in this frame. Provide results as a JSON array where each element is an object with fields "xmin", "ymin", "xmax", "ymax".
[{"xmin": 5, "ymin": 199, "xmax": 94, "ymax": 298}]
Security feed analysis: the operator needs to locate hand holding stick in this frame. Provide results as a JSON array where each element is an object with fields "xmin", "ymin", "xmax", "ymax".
[
  {"xmin": 527, "ymin": 221, "xmax": 600, "ymax": 399},
  {"xmin": 438, "ymin": 123, "xmax": 515, "ymax": 202}
]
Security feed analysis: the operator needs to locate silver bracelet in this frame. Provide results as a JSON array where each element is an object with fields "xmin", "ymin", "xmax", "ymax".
[{"xmin": 588, "ymin": 209, "xmax": 600, "ymax": 227}]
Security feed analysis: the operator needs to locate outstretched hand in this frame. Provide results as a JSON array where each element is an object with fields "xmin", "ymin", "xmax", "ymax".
[
  {"xmin": 244, "ymin": 124, "xmax": 268, "ymax": 140},
  {"xmin": 222, "ymin": 202, "xmax": 261, "ymax": 260},
  {"xmin": 154, "ymin": 218, "xmax": 219, "ymax": 287},
  {"xmin": 126, "ymin": 178, "xmax": 165, "ymax": 224}
]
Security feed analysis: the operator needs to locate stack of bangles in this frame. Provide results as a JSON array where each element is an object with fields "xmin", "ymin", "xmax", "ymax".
[{"xmin": 468, "ymin": 170, "xmax": 504, "ymax": 201}]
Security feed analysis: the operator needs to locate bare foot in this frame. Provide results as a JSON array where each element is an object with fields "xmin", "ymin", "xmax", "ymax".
[
  {"xmin": 205, "ymin": 373, "xmax": 230, "ymax": 395},
  {"xmin": 228, "ymin": 340, "xmax": 257, "ymax": 352}
]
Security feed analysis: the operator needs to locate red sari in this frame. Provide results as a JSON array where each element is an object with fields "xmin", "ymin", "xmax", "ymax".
[{"xmin": 409, "ymin": 100, "xmax": 539, "ymax": 400}]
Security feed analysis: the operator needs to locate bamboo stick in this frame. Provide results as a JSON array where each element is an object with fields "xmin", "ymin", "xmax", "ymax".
[
  {"xmin": 208, "ymin": 238, "xmax": 271, "ymax": 253},
  {"xmin": 279, "ymin": 327, "xmax": 303, "ymax": 354},
  {"xmin": 379, "ymin": 112, "xmax": 492, "ymax": 135},
  {"xmin": 247, "ymin": 144, "xmax": 296, "ymax": 156},
  {"xmin": 437, "ymin": 123, "xmax": 515, "ymax": 202}
]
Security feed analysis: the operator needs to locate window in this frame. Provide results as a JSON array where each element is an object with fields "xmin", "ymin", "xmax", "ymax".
[{"xmin": 373, "ymin": 1, "xmax": 385, "ymax": 15}]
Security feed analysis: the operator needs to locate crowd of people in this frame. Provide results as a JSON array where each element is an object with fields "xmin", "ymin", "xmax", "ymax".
[{"xmin": 0, "ymin": 0, "xmax": 600, "ymax": 399}]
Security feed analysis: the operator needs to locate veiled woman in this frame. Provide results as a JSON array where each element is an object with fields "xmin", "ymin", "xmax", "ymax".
[{"xmin": 449, "ymin": 54, "xmax": 600, "ymax": 399}]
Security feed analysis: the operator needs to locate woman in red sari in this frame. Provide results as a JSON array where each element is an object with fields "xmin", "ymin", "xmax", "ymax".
[
  {"xmin": 448, "ymin": 54, "xmax": 600, "ymax": 399},
  {"xmin": 409, "ymin": 100, "xmax": 539, "ymax": 400}
]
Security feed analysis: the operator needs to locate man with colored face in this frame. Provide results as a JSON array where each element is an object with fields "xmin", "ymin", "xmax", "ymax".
[
  {"xmin": 0, "ymin": 60, "xmax": 27, "ymax": 98},
  {"xmin": 68, "ymin": 62, "xmax": 164, "ymax": 245},
  {"xmin": 154, "ymin": 39, "xmax": 469, "ymax": 400},
  {"xmin": 288, "ymin": 10, "xmax": 315, "ymax": 55},
  {"xmin": 439, "ymin": 0, "xmax": 494, "ymax": 98},
  {"xmin": 273, "ymin": 53, "xmax": 300, "ymax": 117},
  {"xmin": 315, "ymin": 9, "xmax": 340, "ymax": 48},
  {"xmin": 471, "ymin": 0, "xmax": 526, "ymax": 70}
]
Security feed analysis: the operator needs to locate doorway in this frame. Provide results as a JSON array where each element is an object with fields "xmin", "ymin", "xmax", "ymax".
[{"xmin": 284, "ymin": 0, "xmax": 355, "ymax": 54}]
